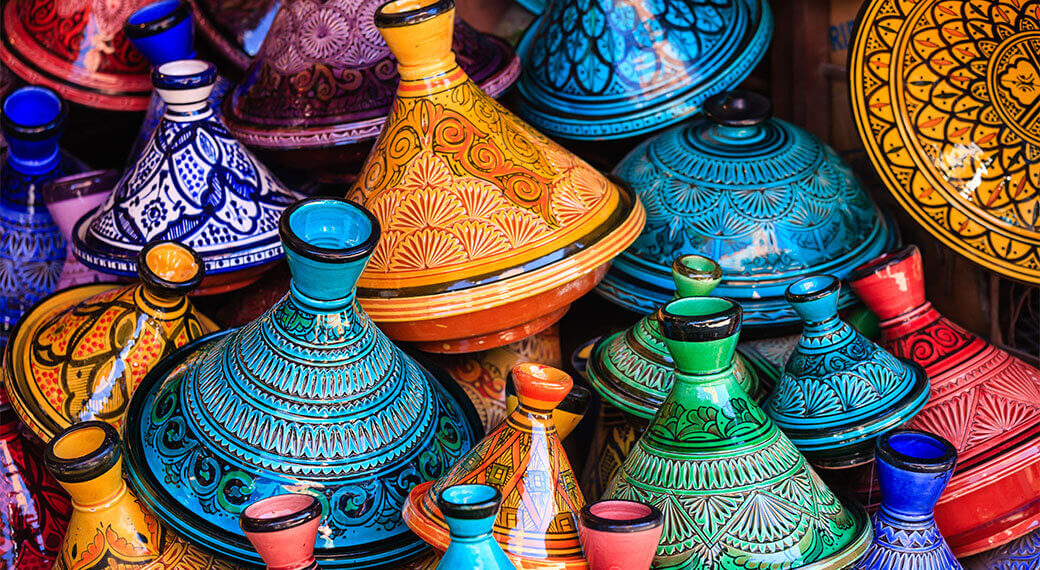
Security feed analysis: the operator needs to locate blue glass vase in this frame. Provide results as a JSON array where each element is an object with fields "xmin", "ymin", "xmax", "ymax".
[
  {"xmin": 436, "ymin": 485, "xmax": 515, "ymax": 570},
  {"xmin": 121, "ymin": 196, "xmax": 481, "ymax": 568},
  {"xmin": 853, "ymin": 429, "xmax": 961, "ymax": 570}
]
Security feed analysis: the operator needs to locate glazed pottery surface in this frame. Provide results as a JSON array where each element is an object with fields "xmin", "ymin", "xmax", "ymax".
[
  {"xmin": 599, "ymin": 90, "xmax": 892, "ymax": 324},
  {"xmin": 579, "ymin": 402, "xmax": 642, "ymax": 502},
  {"xmin": 578, "ymin": 500, "xmax": 662, "ymax": 570},
  {"xmin": 74, "ymin": 59, "xmax": 300, "ymax": 293},
  {"xmin": 187, "ymin": 0, "xmax": 289, "ymax": 71},
  {"xmin": 605, "ymin": 296, "xmax": 870, "ymax": 569},
  {"xmin": 350, "ymin": 0, "xmax": 645, "ymax": 352},
  {"xmin": 121, "ymin": 197, "xmax": 481, "ymax": 568},
  {"xmin": 850, "ymin": 0, "xmax": 1040, "ymax": 284},
  {"xmin": 45, "ymin": 421, "xmax": 237, "ymax": 569},
  {"xmin": 241, "ymin": 494, "xmax": 322, "ymax": 570},
  {"xmin": 435, "ymin": 485, "xmax": 515, "ymax": 570},
  {"xmin": 962, "ymin": 528, "xmax": 1040, "ymax": 569},
  {"xmin": 42, "ymin": 170, "xmax": 122, "ymax": 290},
  {"xmin": 4, "ymin": 241, "xmax": 215, "ymax": 444},
  {"xmin": 849, "ymin": 245, "xmax": 1040, "ymax": 556},
  {"xmin": 504, "ymin": 373, "xmax": 591, "ymax": 441},
  {"xmin": 513, "ymin": 0, "xmax": 772, "ymax": 140},
  {"xmin": 764, "ymin": 275, "xmax": 930, "ymax": 467},
  {"xmin": 852, "ymin": 430, "xmax": 961, "ymax": 570},
  {"xmin": 404, "ymin": 363, "xmax": 589, "ymax": 569}
]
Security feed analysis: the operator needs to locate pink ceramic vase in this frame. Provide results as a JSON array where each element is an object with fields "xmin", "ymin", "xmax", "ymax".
[
  {"xmin": 241, "ymin": 494, "xmax": 323, "ymax": 570},
  {"xmin": 579, "ymin": 499, "xmax": 663, "ymax": 570},
  {"xmin": 41, "ymin": 170, "xmax": 121, "ymax": 290}
]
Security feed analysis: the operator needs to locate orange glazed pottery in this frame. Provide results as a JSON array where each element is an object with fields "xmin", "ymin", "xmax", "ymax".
[
  {"xmin": 404, "ymin": 363, "xmax": 588, "ymax": 568},
  {"xmin": 348, "ymin": 0, "xmax": 645, "ymax": 353},
  {"xmin": 4, "ymin": 241, "xmax": 217, "ymax": 444}
]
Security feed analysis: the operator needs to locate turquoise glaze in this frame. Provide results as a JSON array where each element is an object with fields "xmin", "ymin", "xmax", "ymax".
[
  {"xmin": 599, "ymin": 90, "xmax": 893, "ymax": 326},
  {"xmin": 513, "ymin": 0, "xmax": 772, "ymax": 140},
  {"xmin": 437, "ymin": 485, "xmax": 515, "ymax": 570},
  {"xmin": 121, "ymin": 197, "xmax": 481, "ymax": 568}
]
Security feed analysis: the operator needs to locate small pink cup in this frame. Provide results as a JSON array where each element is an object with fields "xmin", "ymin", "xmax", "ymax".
[
  {"xmin": 240, "ymin": 493, "xmax": 323, "ymax": 570},
  {"xmin": 579, "ymin": 499, "xmax": 663, "ymax": 570}
]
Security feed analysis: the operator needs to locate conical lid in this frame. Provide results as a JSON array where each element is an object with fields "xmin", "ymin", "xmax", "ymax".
[
  {"xmin": 73, "ymin": 60, "xmax": 300, "ymax": 293},
  {"xmin": 404, "ymin": 363, "xmax": 587, "ymax": 569},
  {"xmin": 599, "ymin": 90, "xmax": 892, "ymax": 326},
  {"xmin": 4, "ymin": 241, "xmax": 215, "ymax": 444},
  {"xmin": 223, "ymin": 0, "xmax": 520, "ymax": 151},
  {"xmin": 588, "ymin": 255, "xmax": 760, "ymax": 419},
  {"xmin": 350, "ymin": 0, "xmax": 646, "ymax": 353},
  {"xmin": 512, "ymin": 0, "xmax": 772, "ymax": 140},
  {"xmin": 0, "ymin": 0, "xmax": 153, "ymax": 110},
  {"xmin": 121, "ymin": 197, "xmax": 481, "ymax": 569},
  {"xmin": 605, "ymin": 296, "xmax": 870, "ymax": 569},
  {"xmin": 764, "ymin": 274, "xmax": 930, "ymax": 468}
]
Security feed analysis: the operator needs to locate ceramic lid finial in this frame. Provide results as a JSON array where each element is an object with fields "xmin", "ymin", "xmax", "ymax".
[
  {"xmin": 849, "ymin": 246, "xmax": 927, "ymax": 321},
  {"xmin": 875, "ymin": 429, "xmax": 957, "ymax": 520},
  {"xmin": 0, "ymin": 86, "xmax": 66, "ymax": 175},
  {"xmin": 376, "ymin": 0, "xmax": 458, "ymax": 81},
  {"xmin": 512, "ymin": 363, "xmax": 572, "ymax": 412},
  {"xmin": 704, "ymin": 89, "xmax": 772, "ymax": 127},
  {"xmin": 138, "ymin": 241, "xmax": 205, "ymax": 300},
  {"xmin": 658, "ymin": 297, "xmax": 741, "ymax": 374},
  {"xmin": 152, "ymin": 59, "xmax": 218, "ymax": 112},
  {"xmin": 437, "ymin": 484, "xmax": 502, "ymax": 537},
  {"xmin": 124, "ymin": 0, "xmax": 195, "ymax": 66},
  {"xmin": 44, "ymin": 421, "xmax": 123, "ymax": 505},
  {"xmin": 672, "ymin": 254, "xmax": 722, "ymax": 298},
  {"xmin": 241, "ymin": 494, "xmax": 322, "ymax": 570},
  {"xmin": 786, "ymin": 274, "xmax": 842, "ymax": 325}
]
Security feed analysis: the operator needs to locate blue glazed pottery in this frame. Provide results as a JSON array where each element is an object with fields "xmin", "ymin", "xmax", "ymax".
[
  {"xmin": 513, "ymin": 0, "xmax": 772, "ymax": 140},
  {"xmin": 599, "ymin": 90, "xmax": 893, "ymax": 326},
  {"xmin": 962, "ymin": 529, "xmax": 1040, "ymax": 569},
  {"xmin": 853, "ymin": 429, "xmax": 961, "ymax": 570},
  {"xmin": 764, "ymin": 274, "xmax": 929, "ymax": 468},
  {"xmin": 121, "ymin": 196, "xmax": 481, "ymax": 569},
  {"xmin": 0, "ymin": 86, "xmax": 82, "ymax": 348},
  {"xmin": 436, "ymin": 485, "xmax": 515, "ymax": 570},
  {"xmin": 73, "ymin": 59, "xmax": 299, "ymax": 294}
]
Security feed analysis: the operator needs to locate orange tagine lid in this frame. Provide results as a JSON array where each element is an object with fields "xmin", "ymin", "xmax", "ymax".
[{"xmin": 348, "ymin": 0, "xmax": 645, "ymax": 353}]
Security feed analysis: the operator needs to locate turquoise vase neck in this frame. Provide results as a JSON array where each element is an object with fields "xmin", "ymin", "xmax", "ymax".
[{"xmin": 437, "ymin": 484, "xmax": 514, "ymax": 570}]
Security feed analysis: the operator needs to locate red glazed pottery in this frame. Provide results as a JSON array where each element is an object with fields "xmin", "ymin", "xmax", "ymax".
[
  {"xmin": 41, "ymin": 170, "xmax": 122, "ymax": 290},
  {"xmin": 848, "ymin": 245, "xmax": 1040, "ymax": 557},
  {"xmin": 241, "ymin": 494, "xmax": 322, "ymax": 570},
  {"xmin": 579, "ymin": 500, "xmax": 662, "ymax": 570}
]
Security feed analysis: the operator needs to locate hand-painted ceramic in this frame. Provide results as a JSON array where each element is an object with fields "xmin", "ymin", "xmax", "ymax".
[
  {"xmin": 578, "ymin": 402, "xmax": 641, "ymax": 502},
  {"xmin": 44, "ymin": 421, "xmax": 238, "ymax": 569},
  {"xmin": 41, "ymin": 170, "xmax": 122, "ymax": 290},
  {"xmin": 223, "ymin": 0, "xmax": 520, "ymax": 179},
  {"xmin": 504, "ymin": 373, "xmax": 591, "ymax": 441},
  {"xmin": 435, "ymin": 485, "xmax": 515, "ymax": 570},
  {"xmin": 962, "ymin": 529, "xmax": 1040, "ymax": 569},
  {"xmin": 121, "ymin": 197, "xmax": 481, "ymax": 569},
  {"xmin": 73, "ymin": 59, "xmax": 300, "ymax": 295},
  {"xmin": 730, "ymin": 332, "xmax": 800, "ymax": 390},
  {"xmin": 4, "ymin": 241, "xmax": 216, "ymax": 444},
  {"xmin": 599, "ymin": 90, "xmax": 893, "ymax": 325},
  {"xmin": 514, "ymin": 0, "xmax": 544, "ymax": 14},
  {"xmin": 605, "ymin": 296, "xmax": 870, "ymax": 568},
  {"xmin": 578, "ymin": 500, "xmax": 662, "ymax": 570},
  {"xmin": 512, "ymin": 0, "xmax": 772, "ymax": 140},
  {"xmin": 764, "ymin": 275, "xmax": 929, "ymax": 467},
  {"xmin": 1, "ymin": 86, "xmax": 84, "ymax": 350},
  {"xmin": 852, "ymin": 430, "xmax": 961, "ymax": 570},
  {"xmin": 187, "ymin": 0, "xmax": 291, "ymax": 71},
  {"xmin": 0, "ymin": 0, "xmax": 152, "ymax": 110},
  {"xmin": 350, "ymin": 0, "xmax": 646, "ymax": 353},
  {"xmin": 241, "ymin": 494, "xmax": 322, "ymax": 570},
  {"xmin": 404, "ymin": 363, "xmax": 588, "ymax": 569},
  {"xmin": 850, "ymin": 0, "xmax": 1040, "ymax": 284},
  {"xmin": 849, "ymin": 245, "xmax": 1040, "ymax": 557}
]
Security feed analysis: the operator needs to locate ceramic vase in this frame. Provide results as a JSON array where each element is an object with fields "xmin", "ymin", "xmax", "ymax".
[
  {"xmin": 764, "ymin": 274, "xmax": 930, "ymax": 467},
  {"xmin": 512, "ymin": 0, "xmax": 772, "ymax": 140},
  {"xmin": 41, "ymin": 170, "xmax": 122, "ymax": 290},
  {"xmin": 241, "ymin": 494, "xmax": 322, "ymax": 570},
  {"xmin": 605, "ymin": 296, "xmax": 870, "ymax": 568},
  {"xmin": 848, "ymin": 245, "xmax": 1040, "ymax": 556},
  {"xmin": 578, "ymin": 500, "xmax": 662, "ymax": 570},
  {"xmin": 73, "ymin": 59, "xmax": 300, "ymax": 295},
  {"xmin": 435, "ymin": 484, "xmax": 515, "ymax": 570},
  {"xmin": 852, "ymin": 429, "xmax": 961, "ymax": 569},
  {"xmin": 120, "ymin": 196, "xmax": 481, "ymax": 568},
  {"xmin": 404, "ymin": 362, "xmax": 588, "ymax": 569},
  {"xmin": 350, "ymin": 0, "xmax": 646, "ymax": 353}
]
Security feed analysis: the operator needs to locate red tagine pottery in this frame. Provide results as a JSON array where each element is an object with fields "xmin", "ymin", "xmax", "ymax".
[
  {"xmin": 241, "ymin": 494, "xmax": 322, "ymax": 570},
  {"xmin": 404, "ymin": 362, "xmax": 589, "ymax": 569},
  {"xmin": 41, "ymin": 170, "xmax": 122, "ymax": 290},
  {"xmin": 0, "ymin": 0, "xmax": 153, "ymax": 110},
  {"xmin": 578, "ymin": 500, "xmax": 663, "ymax": 570},
  {"xmin": 350, "ymin": 0, "xmax": 646, "ymax": 353},
  {"xmin": 848, "ymin": 245, "xmax": 1040, "ymax": 557}
]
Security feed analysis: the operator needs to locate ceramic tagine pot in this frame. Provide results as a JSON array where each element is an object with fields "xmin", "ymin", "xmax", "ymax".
[
  {"xmin": 962, "ymin": 528, "xmax": 1040, "ymax": 569},
  {"xmin": 350, "ymin": 0, "xmax": 646, "ymax": 353},
  {"xmin": 599, "ymin": 90, "xmax": 892, "ymax": 326},
  {"xmin": 848, "ymin": 245, "xmax": 1040, "ymax": 556},
  {"xmin": 241, "ymin": 494, "xmax": 323, "ymax": 570},
  {"xmin": 44, "ymin": 421, "xmax": 237, "ymax": 568},
  {"xmin": 605, "ymin": 296, "xmax": 871, "ymax": 568},
  {"xmin": 42, "ymin": 170, "xmax": 122, "ymax": 290},
  {"xmin": 73, "ymin": 59, "xmax": 301, "ymax": 295},
  {"xmin": 223, "ymin": 0, "xmax": 521, "ymax": 180},
  {"xmin": 4, "ymin": 240, "xmax": 217, "ymax": 444},
  {"xmin": 764, "ymin": 274, "xmax": 929, "ymax": 467},
  {"xmin": 0, "ymin": 0, "xmax": 152, "ymax": 110},
  {"xmin": 404, "ymin": 362, "xmax": 588, "ymax": 569},
  {"xmin": 0, "ymin": 86, "xmax": 85, "ymax": 349},
  {"xmin": 433, "ymin": 484, "xmax": 514, "ymax": 570},
  {"xmin": 852, "ymin": 429, "xmax": 960, "ymax": 570},
  {"xmin": 121, "ymin": 197, "xmax": 481, "ymax": 568},
  {"xmin": 578, "ymin": 500, "xmax": 663, "ymax": 570},
  {"xmin": 512, "ymin": 0, "xmax": 772, "ymax": 141},
  {"xmin": 504, "ymin": 371, "xmax": 591, "ymax": 441}
]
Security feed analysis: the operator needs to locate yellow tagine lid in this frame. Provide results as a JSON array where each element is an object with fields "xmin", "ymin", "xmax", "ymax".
[{"xmin": 348, "ymin": 0, "xmax": 645, "ymax": 353}]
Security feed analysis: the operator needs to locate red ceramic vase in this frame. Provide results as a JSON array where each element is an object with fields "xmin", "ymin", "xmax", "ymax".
[
  {"xmin": 241, "ymin": 494, "xmax": 323, "ymax": 570},
  {"xmin": 848, "ymin": 245, "xmax": 1040, "ymax": 557},
  {"xmin": 578, "ymin": 500, "xmax": 663, "ymax": 570}
]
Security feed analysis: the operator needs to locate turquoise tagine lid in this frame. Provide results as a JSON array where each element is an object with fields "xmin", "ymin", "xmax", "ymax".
[
  {"xmin": 121, "ymin": 197, "xmax": 481, "ymax": 568},
  {"xmin": 599, "ymin": 90, "xmax": 893, "ymax": 326}
]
